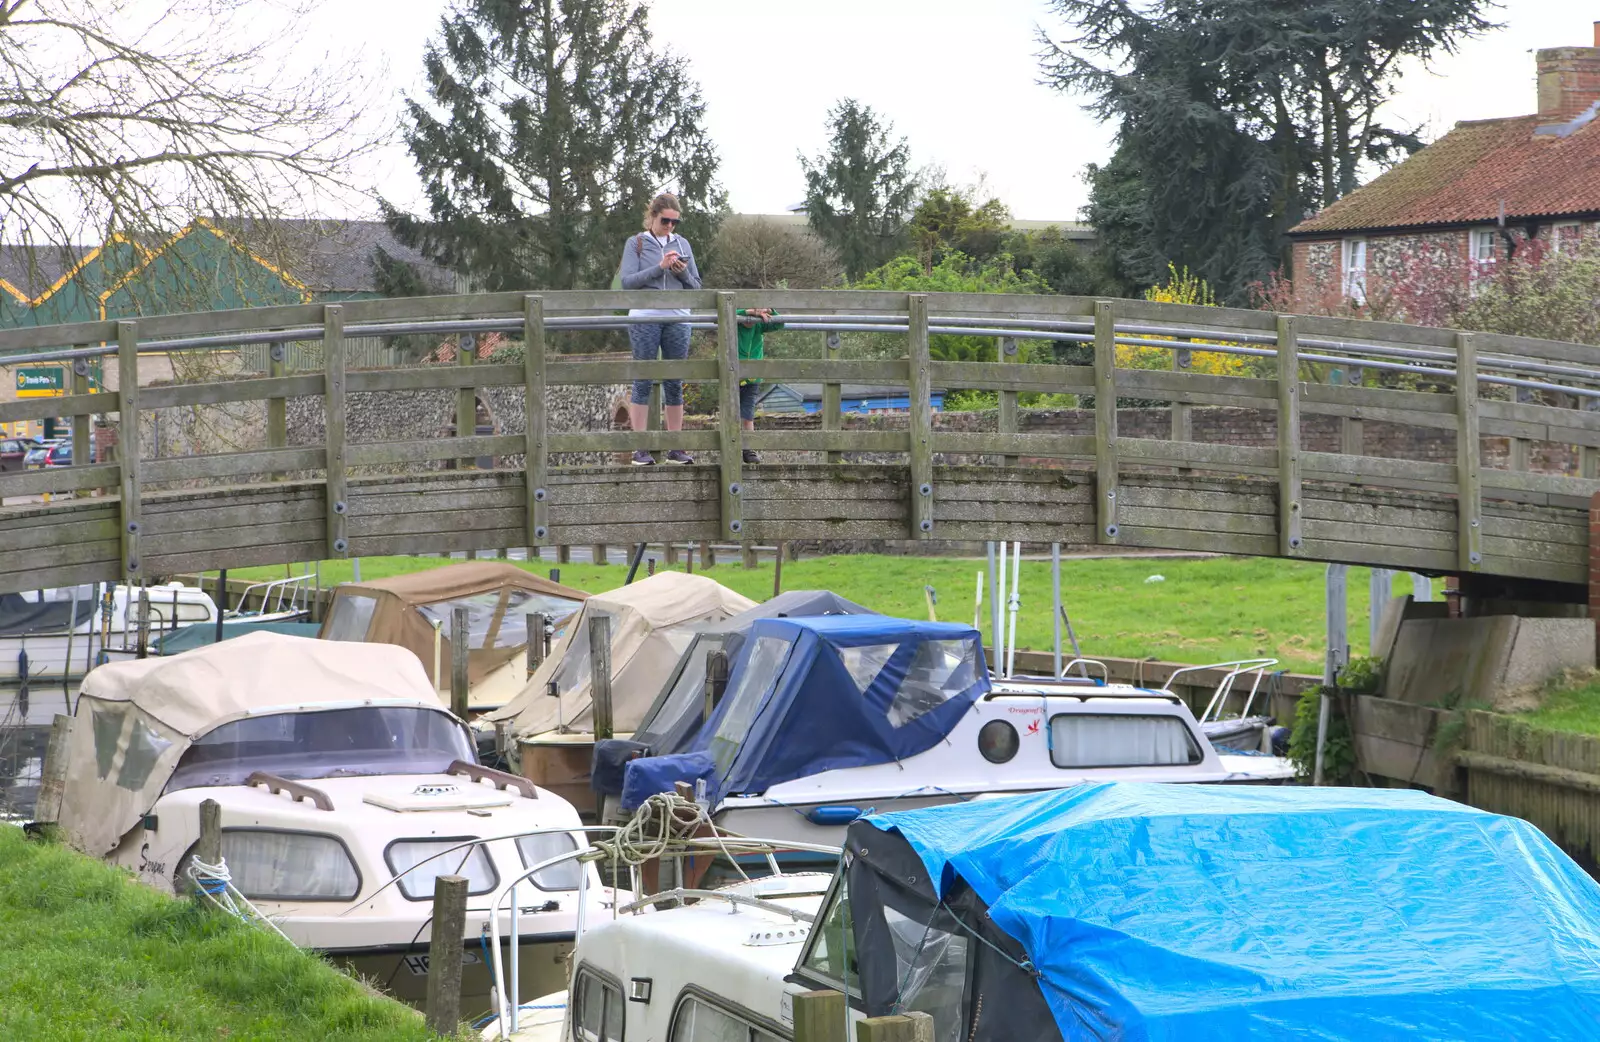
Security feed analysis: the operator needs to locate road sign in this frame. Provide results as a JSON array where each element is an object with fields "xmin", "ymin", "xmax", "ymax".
[{"xmin": 15, "ymin": 366, "xmax": 64, "ymax": 398}]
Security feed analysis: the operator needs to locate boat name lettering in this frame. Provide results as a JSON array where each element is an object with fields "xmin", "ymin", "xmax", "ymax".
[
  {"xmin": 1006, "ymin": 706, "xmax": 1042, "ymax": 715},
  {"xmin": 402, "ymin": 950, "xmax": 481, "ymax": 976},
  {"xmin": 138, "ymin": 843, "xmax": 166, "ymax": 879},
  {"xmin": 411, "ymin": 783, "xmax": 460, "ymax": 796}
]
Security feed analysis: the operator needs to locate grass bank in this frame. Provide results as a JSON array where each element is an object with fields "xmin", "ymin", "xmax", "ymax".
[
  {"xmin": 232, "ymin": 553, "xmax": 1416, "ymax": 674},
  {"xmin": 0, "ymin": 827, "xmax": 457, "ymax": 1041},
  {"xmin": 1513, "ymin": 672, "xmax": 1600, "ymax": 736}
]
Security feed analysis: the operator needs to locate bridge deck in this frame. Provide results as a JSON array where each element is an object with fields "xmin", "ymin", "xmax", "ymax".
[{"xmin": 1, "ymin": 289, "xmax": 1596, "ymax": 594}]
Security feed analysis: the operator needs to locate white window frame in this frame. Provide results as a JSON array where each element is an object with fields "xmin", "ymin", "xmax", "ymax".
[
  {"xmin": 1553, "ymin": 221, "xmax": 1582, "ymax": 256},
  {"xmin": 1469, "ymin": 228, "xmax": 1498, "ymax": 286},
  {"xmin": 1340, "ymin": 238, "xmax": 1368, "ymax": 305}
]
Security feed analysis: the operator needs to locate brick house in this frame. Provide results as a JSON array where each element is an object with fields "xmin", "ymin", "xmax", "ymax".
[{"xmin": 1288, "ymin": 24, "xmax": 1600, "ymax": 310}]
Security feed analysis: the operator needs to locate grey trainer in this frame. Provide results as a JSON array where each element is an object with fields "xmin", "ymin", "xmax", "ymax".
[
  {"xmin": 665, "ymin": 449, "xmax": 694, "ymax": 465},
  {"xmin": 631, "ymin": 449, "xmax": 656, "ymax": 466}
]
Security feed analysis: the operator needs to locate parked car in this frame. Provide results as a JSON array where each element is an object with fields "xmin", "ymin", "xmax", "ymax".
[
  {"xmin": 0, "ymin": 437, "xmax": 39, "ymax": 473},
  {"xmin": 23, "ymin": 439, "xmax": 62, "ymax": 469},
  {"xmin": 41, "ymin": 442, "xmax": 73, "ymax": 467}
]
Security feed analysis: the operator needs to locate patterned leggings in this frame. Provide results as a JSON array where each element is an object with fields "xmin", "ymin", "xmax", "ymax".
[{"xmin": 629, "ymin": 322, "xmax": 691, "ymax": 406}]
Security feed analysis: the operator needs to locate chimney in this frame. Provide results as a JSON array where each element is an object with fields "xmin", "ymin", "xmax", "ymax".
[{"xmin": 1536, "ymin": 26, "xmax": 1600, "ymax": 124}]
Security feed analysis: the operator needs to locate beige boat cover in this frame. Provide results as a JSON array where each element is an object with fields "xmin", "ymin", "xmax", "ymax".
[
  {"xmin": 489, "ymin": 572, "xmax": 756, "ymax": 737},
  {"xmin": 57, "ymin": 632, "xmax": 441, "ymax": 856},
  {"xmin": 317, "ymin": 562, "xmax": 588, "ymax": 685}
]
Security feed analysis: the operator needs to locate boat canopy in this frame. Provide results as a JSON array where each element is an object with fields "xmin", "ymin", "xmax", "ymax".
[
  {"xmin": 630, "ymin": 590, "xmax": 876, "ymax": 758},
  {"xmin": 58, "ymin": 632, "xmax": 447, "ymax": 856},
  {"xmin": 489, "ymin": 572, "xmax": 756, "ymax": 737},
  {"xmin": 625, "ymin": 616, "xmax": 987, "ymax": 804},
  {"xmin": 846, "ymin": 783, "xmax": 1600, "ymax": 1041},
  {"xmin": 318, "ymin": 562, "xmax": 587, "ymax": 684}
]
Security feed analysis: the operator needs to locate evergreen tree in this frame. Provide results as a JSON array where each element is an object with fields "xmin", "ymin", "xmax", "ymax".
[
  {"xmin": 1041, "ymin": 0, "xmax": 1495, "ymax": 301},
  {"xmin": 800, "ymin": 100, "xmax": 919, "ymax": 281},
  {"xmin": 385, "ymin": 0, "xmax": 723, "ymax": 292}
]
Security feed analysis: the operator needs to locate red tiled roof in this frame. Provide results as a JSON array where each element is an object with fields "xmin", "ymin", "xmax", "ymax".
[{"xmin": 1290, "ymin": 114, "xmax": 1600, "ymax": 235}]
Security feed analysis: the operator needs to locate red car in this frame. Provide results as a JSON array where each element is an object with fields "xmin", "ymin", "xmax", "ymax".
[{"xmin": 0, "ymin": 437, "xmax": 39, "ymax": 473}]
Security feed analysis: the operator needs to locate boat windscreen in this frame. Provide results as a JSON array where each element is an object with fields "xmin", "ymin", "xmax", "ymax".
[
  {"xmin": 634, "ymin": 633, "xmax": 727, "ymax": 754},
  {"xmin": 164, "ymin": 706, "xmax": 475, "ymax": 791}
]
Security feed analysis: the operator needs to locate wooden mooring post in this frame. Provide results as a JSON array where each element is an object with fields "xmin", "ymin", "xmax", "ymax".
[
  {"xmin": 590, "ymin": 613, "xmax": 613, "ymax": 741},
  {"xmin": 190, "ymin": 798, "xmax": 221, "ymax": 902},
  {"xmin": 34, "ymin": 714, "xmax": 73, "ymax": 825},
  {"xmin": 424, "ymin": 873, "xmax": 469, "ymax": 1037},
  {"xmin": 792, "ymin": 989, "xmax": 936, "ymax": 1042},
  {"xmin": 450, "ymin": 605, "xmax": 470, "ymax": 719}
]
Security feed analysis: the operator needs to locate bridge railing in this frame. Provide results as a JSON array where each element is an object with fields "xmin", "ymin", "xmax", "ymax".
[{"xmin": 1, "ymin": 289, "xmax": 1597, "ymax": 592}]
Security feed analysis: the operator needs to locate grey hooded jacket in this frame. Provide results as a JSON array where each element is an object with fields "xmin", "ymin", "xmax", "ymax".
[{"xmin": 618, "ymin": 232, "xmax": 702, "ymax": 291}]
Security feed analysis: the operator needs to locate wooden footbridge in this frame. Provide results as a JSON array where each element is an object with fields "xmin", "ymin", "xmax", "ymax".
[{"xmin": 1, "ymin": 290, "xmax": 1596, "ymax": 599}]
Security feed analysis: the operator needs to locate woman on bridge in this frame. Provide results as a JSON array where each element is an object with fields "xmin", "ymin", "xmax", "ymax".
[{"xmin": 619, "ymin": 192, "xmax": 702, "ymax": 465}]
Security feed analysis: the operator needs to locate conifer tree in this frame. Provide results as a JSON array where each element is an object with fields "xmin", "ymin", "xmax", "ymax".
[
  {"xmin": 385, "ymin": 0, "xmax": 723, "ymax": 292},
  {"xmin": 800, "ymin": 100, "xmax": 919, "ymax": 281}
]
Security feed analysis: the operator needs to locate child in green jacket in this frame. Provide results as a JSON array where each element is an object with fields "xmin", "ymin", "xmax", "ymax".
[{"xmin": 736, "ymin": 308, "xmax": 783, "ymax": 463}]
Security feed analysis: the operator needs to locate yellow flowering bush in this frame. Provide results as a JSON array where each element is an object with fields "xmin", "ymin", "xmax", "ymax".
[{"xmin": 1118, "ymin": 264, "xmax": 1265, "ymax": 378}]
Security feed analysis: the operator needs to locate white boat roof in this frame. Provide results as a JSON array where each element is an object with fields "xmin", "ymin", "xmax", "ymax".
[{"xmin": 78, "ymin": 630, "xmax": 444, "ymax": 737}]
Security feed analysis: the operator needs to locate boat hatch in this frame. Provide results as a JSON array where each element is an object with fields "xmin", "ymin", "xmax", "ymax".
[{"xmin": 363, "ymin": 785, "xmax": 515, "ymax": 813}]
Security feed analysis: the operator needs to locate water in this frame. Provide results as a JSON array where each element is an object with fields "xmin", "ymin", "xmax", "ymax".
[{"xmin": 0, "ymin": 682, "xmax": 75, "ymax": 819}]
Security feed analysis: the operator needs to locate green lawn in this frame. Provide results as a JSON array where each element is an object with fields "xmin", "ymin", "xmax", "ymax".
[
  {"xmin": 0, "ymin": 828, "xmax": 460, "ymax": 1041},
  {"xmin": 233, "ymin": 553, "xmax": 1417, "ymax": 674},
  {"xmin": 1512, "ymin": 673, "xmax": 1600, "ymax": 736}
]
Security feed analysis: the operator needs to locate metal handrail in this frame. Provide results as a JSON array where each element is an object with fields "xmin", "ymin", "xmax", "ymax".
[
  {"xmin": 1158, "ymin": 659, "xmax": 1280, "ymax": 724},
  {"xmin": 230, "ymin": 574, "xmax": 311, "ymax": 617}
]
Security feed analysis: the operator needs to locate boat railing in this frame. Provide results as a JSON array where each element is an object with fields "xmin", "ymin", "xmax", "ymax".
[
  {"xmin": 229, "ymin": 574, "xmax": 313, "ymax": 618},
  {"xmin": 1161, "ymin": 659, "xmax": 1280, "ymax": 724},
  {"xmin": 1058, "ymin": 657, "xmax": 1110, "ymax": 682}
]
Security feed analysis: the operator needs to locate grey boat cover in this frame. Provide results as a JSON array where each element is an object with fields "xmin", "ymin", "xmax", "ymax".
[
  {"xmin": 0, "ymin": 593, "xmax": 79, "ymax": 636},
  {"xmin": 630, "ymin": 589, "xmax": 875, "ymax": 756}
]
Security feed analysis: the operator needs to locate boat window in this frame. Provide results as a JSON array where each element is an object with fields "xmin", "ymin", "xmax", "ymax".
[
  {"xmin": 166, "ymin": 706, "xmax": 475, "ymax": 791},
  {"xmin": 515, "ymin": 832, "xmax": 582, "ymax": 890},
  {"xmin": 216, "ymin": 828, "xmax": 360, "ymax": 901},
  {"xmin": 1048, "ymin": 713, "xmax": 1204, "ymax": 768},
  {"xmin": 709, "ymin": 635, "xmax": 791, "ymax": 774},
  {"xmin": 839, "ymin": 643, "xmax": 898, "ymax": 692},
  {"xmin": 573, "ymin": 968, "xmax": 623, "ymax": 1041},
  {"xmin": 886, "ymin": 639, "xmax": 980, "ymax": 728},
  {"xmin": 116, "ymin": 716, "xmax": 173, "ymax": 791},
  {"xmin": 799, "ymin": 877, "xmax": 857, "ymax": 993},
  {"xmin": 669, "ymin": 995, "xmax": 782, "ymax": 1042},
  {"xmin": 385, "ymin": 837, "xmax": 498, "ymax": 900},
  {"xmin": 91, "ymin": 704, "xmax": 126, "ymax": 779},
  {"xmin": 637, "ymin": 633, "xmax": 723, "ymax": 751},
  {"xmin": 324, "ymin": 594, "xmax": 378, "ymax": 642},
  {"xmin": 489, "ymin": 590, "xmax": 583, "ymax": 648},
  {"xmin": 883, "ymin": 904, "xmax": 968, "ymax": 1042},
  {"xmin": 417, "ymin": 592, "xmax": 504, "ymax": 649}
]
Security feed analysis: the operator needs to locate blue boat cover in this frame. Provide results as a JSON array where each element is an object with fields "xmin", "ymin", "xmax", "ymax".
[
  {"xmin": 865, "ymin": 782, "xmax": 1600, "ymax": 1041},
  {"xmin": 620, "ymin": 751, "xmax": 717, "ymax": 811},
  {"xmin": 636, "ymin": 615, "xmax": 988, "ymax": 802}
]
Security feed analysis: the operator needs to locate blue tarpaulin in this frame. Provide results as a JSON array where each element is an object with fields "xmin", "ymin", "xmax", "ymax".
[
  {"xmin": 624, "ymin": 615, "xmax": 988, "ymax": 804},
  {"xmin": 866, "ymin": 782, "xmax": 1600, "ymax": 1041}
]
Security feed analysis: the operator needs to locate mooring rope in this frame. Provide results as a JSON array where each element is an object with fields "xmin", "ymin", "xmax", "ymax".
[{"xmin": 185, "ymin": 855, "xmax": 292, "ymax": 943}]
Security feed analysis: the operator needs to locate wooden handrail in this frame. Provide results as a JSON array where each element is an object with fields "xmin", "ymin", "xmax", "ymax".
[
  {"xmin": 244, "ymin": 771, "xmax": 335, "ymax": 811},
  {"xmin": 446, "ymin": 760, "xmax": 538, "ymax": 799}
]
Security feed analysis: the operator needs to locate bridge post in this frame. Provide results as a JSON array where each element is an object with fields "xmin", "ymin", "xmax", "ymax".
[
  {"xmin": 116, "ymin": 321, "xmax": 142, "ymax": 583},
  {"xmin": 267, "ymin": 339, "xmax": 287, "ymax": 480},
  {"xmin": 70, "ymin": 356, "xmax": 90, "ymax": 495},
  {"xmin": 823, "ymin": 331, "xmax": 843, "ymax": 464},
  {"xmin": 1455, "ymin": 332, "xmax": 1482, "ymax": 571},
  {"xmin": 1583, "ymin": 398, "xmax": 1599, "ymax": 480},
  {"xmin": 716, "ymin": 293, "xmax": 745, "ymax": 542},
  {"xmin": 1094, "ymin": 300, "xmax": 1119, "ymax": 543},
  {"xmin": 908, "ymin": 294, "xmax": 934, "ymax": 538},
  {"xmin": 456, "ymin": 331, "xmax": 476, "ymax": 473},
  {"xmin": 1171, "ymin": 342, "xmax": 1192, "ymax": 475},
  {"xmin": 523, "ymin": 295, "xmax": 549, "ymax": 549},
  {"xmin": 1276, "ymin": 315, "xmax": 1303, "ymax": 555},
  {"xmin": 998, "ymin": 335, "xmax": 1018, "ymax": 466},
  {"xmin": 323, "ymin": 305, "xmax": 348, "ymax": 560}
]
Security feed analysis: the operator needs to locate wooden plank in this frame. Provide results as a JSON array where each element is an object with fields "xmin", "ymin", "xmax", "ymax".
[
  {"xmin": 935, "ymin": 521, "xmax": 1098, "ymax": 543},
  {"xmin": 1109, "ymin": 295, "xmax": 1278, "ymax": 334},
  {"xmin": 1480, "ymin": 469, "xmax": 1600, "ymax": 499},
  {"xmin": 141, "ymin": 373, "xmax": 323, "ymax": 410},
  {"xmin": 1095, "ymin": 299, "xmax": 1118, "ymax": 543},
  {"xmin": 907, "ymin": 499, "xmax": 1092, "ymax": 524},
  {"xmin": 1118, "ymin": 438, "xmax": 1278, "ymax": 471},
  {"xmin": 908, "ymin": 294, "xmax": 934, "ymax": 539},
  {"xmin": 117, "ymin": 320, "xmax": 140, "ymax": 582},
  {"xmin": 344, "ymin": 434, "xmax": 522, "ymax": 467},
  {"xmin": 545, "ymin": 499, "xmax": 721, "ymax": 526},
  {"xmin": 1300, "ymin": 382, "xmax": 1456, "ymax": 425},
  {"xmin": 1119, "ymin": 482, "xmax": 1276, "ymax": 515},
  {"xmin": 1457, "ymin": 332, "xmax": 1481, "ymax": 571},
  {"xmin": 142, "ymin": 447, "xmax": 324, "ymax": 483},
  {"xmin": 1480, "ymin": 533, "xmax": 1586, "ymax": 566},
  {"xmin": 525, "ymin": 295, "xmax": 548, "ymax": 546},
  {"xmin": 1119, "ymin": 503, "xmax": 1277, "ymax": 536},
  {"xmin": 1117, "ymin": 525, "xmax": 1277, "ymax": 557},
  {"xmin": 546, "ymin": 359, "xmax": 720, "ymax": 385},
  {"xmin": 145, "ymin": 496, "xmax": 326, "ymax": 533},
  {"xmin": 539, "ymin": 521, "xmax": 722, "ymax": 545},
  {"xmin": 4, "ymin": 515, "xmax": 121, "ymax": 552},
  {"xmin": 1301, "ymin": 495, "xmax": 1456, "ymax": 531},
  {"xmin": 1300, "ymin": 451, "xmax": 1457, "ymax": 485},
  {"xmin": 324, "ymin": 305, "xmax": 348, "ymax": 558},
  {"xmin": 0, "ymin": 561, "xmax": 118, "ymax": 596},
  {"xmin": 548, "ymin": 431, "xmax": 719, "ymax": 453},
  {"xmin": 145, "ymin": 479, "xmax": 324, "ymax": 514},
  {"xmin": 1115, "ymin": 368, "xmax": 1276, "ymax": 409},
  {"xmin": 0, "ymin": 536, "xmax": 120, "ymax": 573},
  {"xmin": 1301, "ymin": 518, "xmax": 1456, "ymax": 551},
  {"xmin": 928, "ymin": 360, "xmax": 1094, "ymax": 394},
  {"xmin": 0, "ymin": 390, "xmax": 115, "ymax": 425},
  {"xmin": 742, "ymin": 430, "xmax": 910, "ymax": 453},
  {"xmin": 0, "ymin": 464, "xmax": 121, "ymax": 498},
  {"xmin": 741, "ymin": 358, "xmax": 905, "ymax": 384},
  {"xmin": 1480, "ymin": 513, "xmax": 1587, "ymax": 546},
  {"xmin": 742, "ymin": 497, "xmax": 909, "ymax": 522},
  {"xmin": 143, "ymin": 519, "xmax": 326, "ymax": 557},
  {"xmin": 932, "ymin": 432, "xmax": 1096, "ymax": 458},
  {"xmin": 1297, "ymin": 312, "xmax": 1456, "ymax": 350},
  {"xmin": 717, "ymin": 292, "xmax": 744, "ymax": 542},
  {"xmin": 1277, "ymin": 315, "xmax": 1302, "ymax": 555},
  {"xmin": 1308, "ymin": 538, "xmax": 1457, "ymax": 573}
]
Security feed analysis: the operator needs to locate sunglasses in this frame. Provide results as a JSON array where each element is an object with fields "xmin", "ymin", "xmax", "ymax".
[{"xmin": 657, "ymin": 216, "xmax": 681, "ymax": 227}]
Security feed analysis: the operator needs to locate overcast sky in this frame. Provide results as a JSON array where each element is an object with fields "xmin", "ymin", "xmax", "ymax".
[{"xmin": 307, "ymin": 0, "xmax": 1588, "ymax": 223}]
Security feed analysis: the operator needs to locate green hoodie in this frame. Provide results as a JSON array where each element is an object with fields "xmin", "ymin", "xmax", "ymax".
[{"xmin": 735, "ymin": 309, "xmax": 784, "ymax": 384}]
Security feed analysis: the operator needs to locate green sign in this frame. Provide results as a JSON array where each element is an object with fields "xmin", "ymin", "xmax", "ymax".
[{"xmin": 15, "ymin": 367, "xmax": 64, "ymax": 398}]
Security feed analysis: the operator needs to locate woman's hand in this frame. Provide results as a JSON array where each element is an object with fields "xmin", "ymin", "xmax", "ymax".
[{"xmin": 659, "ymin": 250, "xmax": 680, "ymax": 271}]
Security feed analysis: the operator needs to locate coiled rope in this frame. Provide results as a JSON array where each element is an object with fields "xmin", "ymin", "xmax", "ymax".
[{"xmin": 185, "ymin": 856, "xmax": 292, "ymax": 943}]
